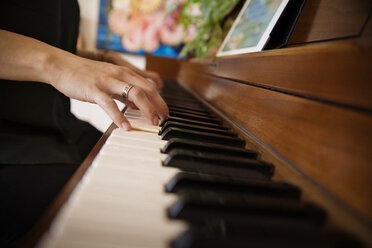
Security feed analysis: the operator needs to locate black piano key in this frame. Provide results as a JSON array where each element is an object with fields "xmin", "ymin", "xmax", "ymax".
[
  {"xmin": 161, "ymin": 91, "xmax": 194, "ymax": 97},
  {"xmin": 162, "ymin": 95, "xmax": 200, "ymax": 104},
  {"xmin": 161, "ymin": 128, "xmax": 245, "ymax": 147},
  {"xmin": 167, "ymin": 104, "xmax": 210, "ymax": 114},
  {"xmin": 163, "ymin": 149, "xmax": 273, "ymax": 179},
  {"xmin": 164, "ymin": 100, "xmax": 204, "ymax": 110},
  {"xmin": 160, "ymin": 117, "xmax": 228, "ymax": 130},
  {"xmin": 166, "ymin": 101, "xmax": 206, "ymax": 111},
  {"xmin": 161, "ymin": 90, "xmax": 195, "ymax": 96},
  {"xmin": 165, "ymin": 100, "xmax": 202, "ymax": 108},
  {"xmin": 162, "ymin": 138, "xmax": 258, "ymax": 159},
  {"xmin": 171, "ymin": 227, "xmax": 363, "ymax": 248},
  {"xmin": 169, "ymin": 111, "xmax": 220, "ymax": 125},
  {"xmin": 167, "ymin": 192, "xmax": 327, "ymax": 227},
  {"xmin": 188, "ymin": 219, "xmax": 322, "ymax": 237},
  {"xmin": 161, "ymin": 91, "xmax": 193, "ymax": 99},
  {"xmin": 159, "ymin": 122, "xmax": 237, "ymax": 137},
  {"xmin": 169, "ymin": 108, "xmax": 215, "ymax": 118},
  {"xmin": 168, "ymin": 106, "xmax": 211, "ymax": 115},
  {"xmin": 165, "ymin": 172, "xmax": 301, "ymax": 200}
]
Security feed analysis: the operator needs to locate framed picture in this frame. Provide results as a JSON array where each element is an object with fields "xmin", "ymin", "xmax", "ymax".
[
  {"xmin": 217, "ymin": 0, "xmax": 289, "ymax": 57},
  {"xmin": 96, "ymin": 0, "xmax": 197, "ymax": 58}
]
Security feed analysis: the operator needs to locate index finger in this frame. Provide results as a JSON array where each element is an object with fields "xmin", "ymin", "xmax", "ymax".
[{"xmin": 94, "ymin": 90, "xmax": 131, "ymax": 130}]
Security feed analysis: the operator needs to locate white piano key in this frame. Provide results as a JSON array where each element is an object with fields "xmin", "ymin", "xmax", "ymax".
[
  {"xmin": 59, "ymin": 190, "xmax": 185, "ymax": 232},
  {"xmin": 99, "ymin": 146, "xmax": 167, "ymax": 164},
  {"xmin": 111, "ymin": 128, "xmax": 163, "ymax": 142},
  {"xmin": 38, "ymin": 112, "xmax": 187, "ymax": 248},
  {"xmin": 94, "ymin": 154, "xmax": 165, "ymax": 170},
  {"xmin": 108, "ymin": 131, "xmax": 166, "ymax": 145},
  {"xmin": 92, "ymin": 156, "xmax": 180, "ymax": 184},
  {"xmin": 106, "ymin": 136, "xmax": 165, "ymax": 152},
  {"xmin": 49, "ymin": 221, "xmax": 184, "ymax": 248},
  {"xmin": 49, "ymin": 169, "xmax": 185, "ymax": 247},
  {"xmin": 38, "ymin": 237, "xmax": 121, "ymax": 248},
  {"xmin": 124, "ymin": 112, "xmax": 148, "ymax": 120},
  {"xmin": 101, "ymin": 143, "xmax": 166, "ymax": 158},
  {"xmin": 124, "ymin": 108, "xmax": 143, "ymax": 116},
  {"xmin": 90, "ymin": 161, "xmax": 177, "ymax": 184},
  {"xmin": 128, "ymin": 117, "xmax": 161, "ymax": 133}
]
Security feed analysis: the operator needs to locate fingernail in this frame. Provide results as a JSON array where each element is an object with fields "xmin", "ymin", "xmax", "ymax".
[
  {"xmin": 152, "ymin": 116, "xmax": 159, "ymax": 126},
  {"xmin": 121, "ymin": 122, "xmax": 131, "ymax": 131}
]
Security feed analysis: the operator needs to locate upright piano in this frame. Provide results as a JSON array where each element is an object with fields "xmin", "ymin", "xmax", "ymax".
[{"xmin": 26, "ymin": 0, "xmax": 372, "ymax": 247}]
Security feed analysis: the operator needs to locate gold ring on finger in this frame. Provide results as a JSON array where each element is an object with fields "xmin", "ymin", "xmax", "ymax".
[{"xmin": 122, "ymin": 83, "xmax": 134, "ymax": 100}]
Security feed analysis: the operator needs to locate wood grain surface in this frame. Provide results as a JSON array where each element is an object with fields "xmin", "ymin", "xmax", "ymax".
[
  {"xmin": 184, "ymin": 36, "xmax": 372, "ymax": 111},
  {"xmin": 179, "ymin": 67, "xmax": 372, "ymax": 218},
  {"xmin": 288, "ymin": 0, "xmax": 372, "ymax": 44},
  {"xmin": 178, "ymin": 68, "xmax": 372, "ymax": 245},
  {"xmin": 145, "ymin": 55, "xmax": 182, "ymax": 81},
  {"xmin": 179, "ymin": 77, "xmax": 372, "ymax": 246}
]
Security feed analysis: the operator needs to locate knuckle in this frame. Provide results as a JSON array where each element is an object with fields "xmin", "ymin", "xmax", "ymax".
[
  {"xmin": 121, "ymin": 66, "xmax": 133, "ymax": 76},
  {"xmin": 96, "ymin": 95, "xmax": 113, "ymax": 108},
  {"xmin": 145, "ymin": 83, "xmax": 157, "ymax": 95},
  {"xmin": 106, "ymin": 65, "xmax": 121, "ymax": 78},
  {"xmin": 87, "ymin": 81, "xmax": 99, "ymax": 92},
  {"xmin": 94, "ymin": 71, "xmax": 110, "ymax": 86},
  {"xmin": 121, "ymin": 66, "xmax": 131, "ymax": 72},
  {"xmin": 130, "ymin": 86, "xmax": 144, "ymax": 100},
  {"xmin": 83, "ymin": 83, "xmax": 99, "ymax": 102}
]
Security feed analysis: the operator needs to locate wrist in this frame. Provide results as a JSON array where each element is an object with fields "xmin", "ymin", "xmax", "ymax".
[
  {"xmin": 100, "ymin": 50, "xmax": 110, "ymax": 62},
  {"xmin": 43, "ymin": 49, "xmax": 74, "ymax": 87},
  {"xmin": 94, "ymin": 50, "xmax": 103, "ymax": 61},
  {"xmin": 94, "ymin": 50, "xmax": 108, "ymax": 62}
]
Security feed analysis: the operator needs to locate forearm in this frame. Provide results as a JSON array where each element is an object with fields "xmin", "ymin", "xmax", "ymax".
[{"xmin": 0, "ymin": 29, "xmax": 71, "ymax": 84}]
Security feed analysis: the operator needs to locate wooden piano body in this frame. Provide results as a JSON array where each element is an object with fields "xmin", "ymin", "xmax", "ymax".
[
  {"xmin": 148, "ymin": 0, "xmax": 372, "ymax": 245},
  {"xmin": 27, "ymin": 0, "xmax": 372, "ymax": 247}
]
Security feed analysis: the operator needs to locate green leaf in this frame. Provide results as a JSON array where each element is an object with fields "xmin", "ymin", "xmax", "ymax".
[{"xmin": 178, "ymin": 0, "xmax": 240, "ymax": 58}]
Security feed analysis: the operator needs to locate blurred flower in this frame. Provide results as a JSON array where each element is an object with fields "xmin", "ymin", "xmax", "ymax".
[
  {"xmin": 143, "ymin": 13, "xmax": 163, "ymax": 52},
  {"xmin": 108, "ymin": 9, "xmax": 130, "ymax": 35},
  {"xmin": 112, "ymin": 0, "xmax": 131, "ymax": 10},
  {"xmin": 106, "ymin": 0, "xmax": 198, "ymax": 53},
  {"xmin": 160, "ymin": 8, "xmax": 183, "ymax": 46},
  {"xmin": 161, "ymin": 24, "xmax": 183, "ymax": 46},
  {"xmin": 183, "ymin": 24, "xmax": 197, "ymax": 42},
  {"xmin": 122, "ymin": 26, "xmax": 144, "ymax": 52}
]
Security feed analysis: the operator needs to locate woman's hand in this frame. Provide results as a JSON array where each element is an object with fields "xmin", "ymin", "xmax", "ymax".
[
  {"xmin": 50, "ymin": 53, "xmax": 168, "ymax": 130},
  {"xmin": 0, "ymin": 30, "xmax": 168, "ymax": 130},
  {"xmin": 102, "ymin": 51, "xmax": 164, "ymax": 88},
  {"xmin": 77, "ymin": 49, "xmax": 164, "ymax": 88}
]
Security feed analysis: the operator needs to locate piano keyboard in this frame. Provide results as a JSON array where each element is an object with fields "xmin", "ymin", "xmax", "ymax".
[{"xmin": 37, "ymin": 82, "xmax": 362, "ymax": 248}]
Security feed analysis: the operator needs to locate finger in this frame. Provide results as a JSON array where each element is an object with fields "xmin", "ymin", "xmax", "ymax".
[
  {"xmin": 126, "ymin": 66, "xmax": 163, "ymax": 89},
  {"xmin": 124, "ymin": 101, "xmax": 138, "ymax": 109},
  {"xmin": 112, "ymin": 95, "xmax": 138, "ymax": 109},
  {"xmin": 94, "ymin": 90, "xmax": 131, "ymax": 130},
  {"xmin": 118, "ymin": 68, "xmax": 157, "ymax": 91},
  {"xmin": 128, "ymin": 86, "xmax": 159, "ymax": 125},
  {"xmin": 144, "ymin": 70, "xmax": 164, "ymax": 88},
  {"xmin": 145, "ymin": 88, "xmax": 169, "ymax": 121},
  {"xmin": 116, "ymin": 71, "xmax": 168, "ymax": 120}
]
